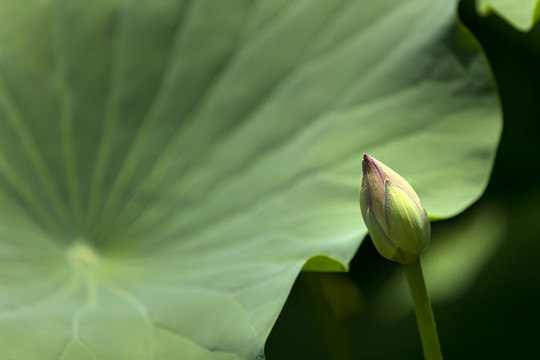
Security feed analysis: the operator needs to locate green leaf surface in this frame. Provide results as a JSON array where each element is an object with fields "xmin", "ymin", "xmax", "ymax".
[
  {"xmin": 476, "ymin": 0, "xmax": 540, "ymax": 31},
  {"xmin": 0, "ymin": 0, "xmax": 500, "ymax": 359}
]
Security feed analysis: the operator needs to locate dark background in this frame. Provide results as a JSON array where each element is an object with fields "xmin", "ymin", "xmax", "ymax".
[{"xmin": 266, "ymin": 0, "xmax": 540, "ymax": 358}]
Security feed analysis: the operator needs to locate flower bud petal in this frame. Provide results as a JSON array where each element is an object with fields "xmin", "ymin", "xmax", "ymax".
[{"xmin": 365, "ymin": 206, "xmax": 396, "ymax": 260}]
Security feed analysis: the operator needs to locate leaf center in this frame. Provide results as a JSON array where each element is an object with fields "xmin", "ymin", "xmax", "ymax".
[{"xmin": 66, "ymin": 241, "xmax": 100, "ymax": 272}]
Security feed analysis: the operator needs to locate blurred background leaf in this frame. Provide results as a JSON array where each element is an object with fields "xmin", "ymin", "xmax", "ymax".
[{"xmin": 476, "ymin": 0, "xmax": 539, "ymax": 31}]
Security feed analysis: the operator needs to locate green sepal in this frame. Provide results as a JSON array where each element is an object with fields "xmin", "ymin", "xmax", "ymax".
[{"xmin": 384, "ymin": 180, "xmax": 431, "ymax": 264}]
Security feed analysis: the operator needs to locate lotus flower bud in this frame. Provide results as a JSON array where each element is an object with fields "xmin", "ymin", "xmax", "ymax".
[{"xmin": 360, "ymin": 154, "xmax": 430, "ymax": 264}]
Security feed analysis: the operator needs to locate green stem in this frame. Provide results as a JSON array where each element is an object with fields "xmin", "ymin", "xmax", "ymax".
[{"xmin": 403, "ymin": 258, "xmax": 442, "ymax": 360}]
